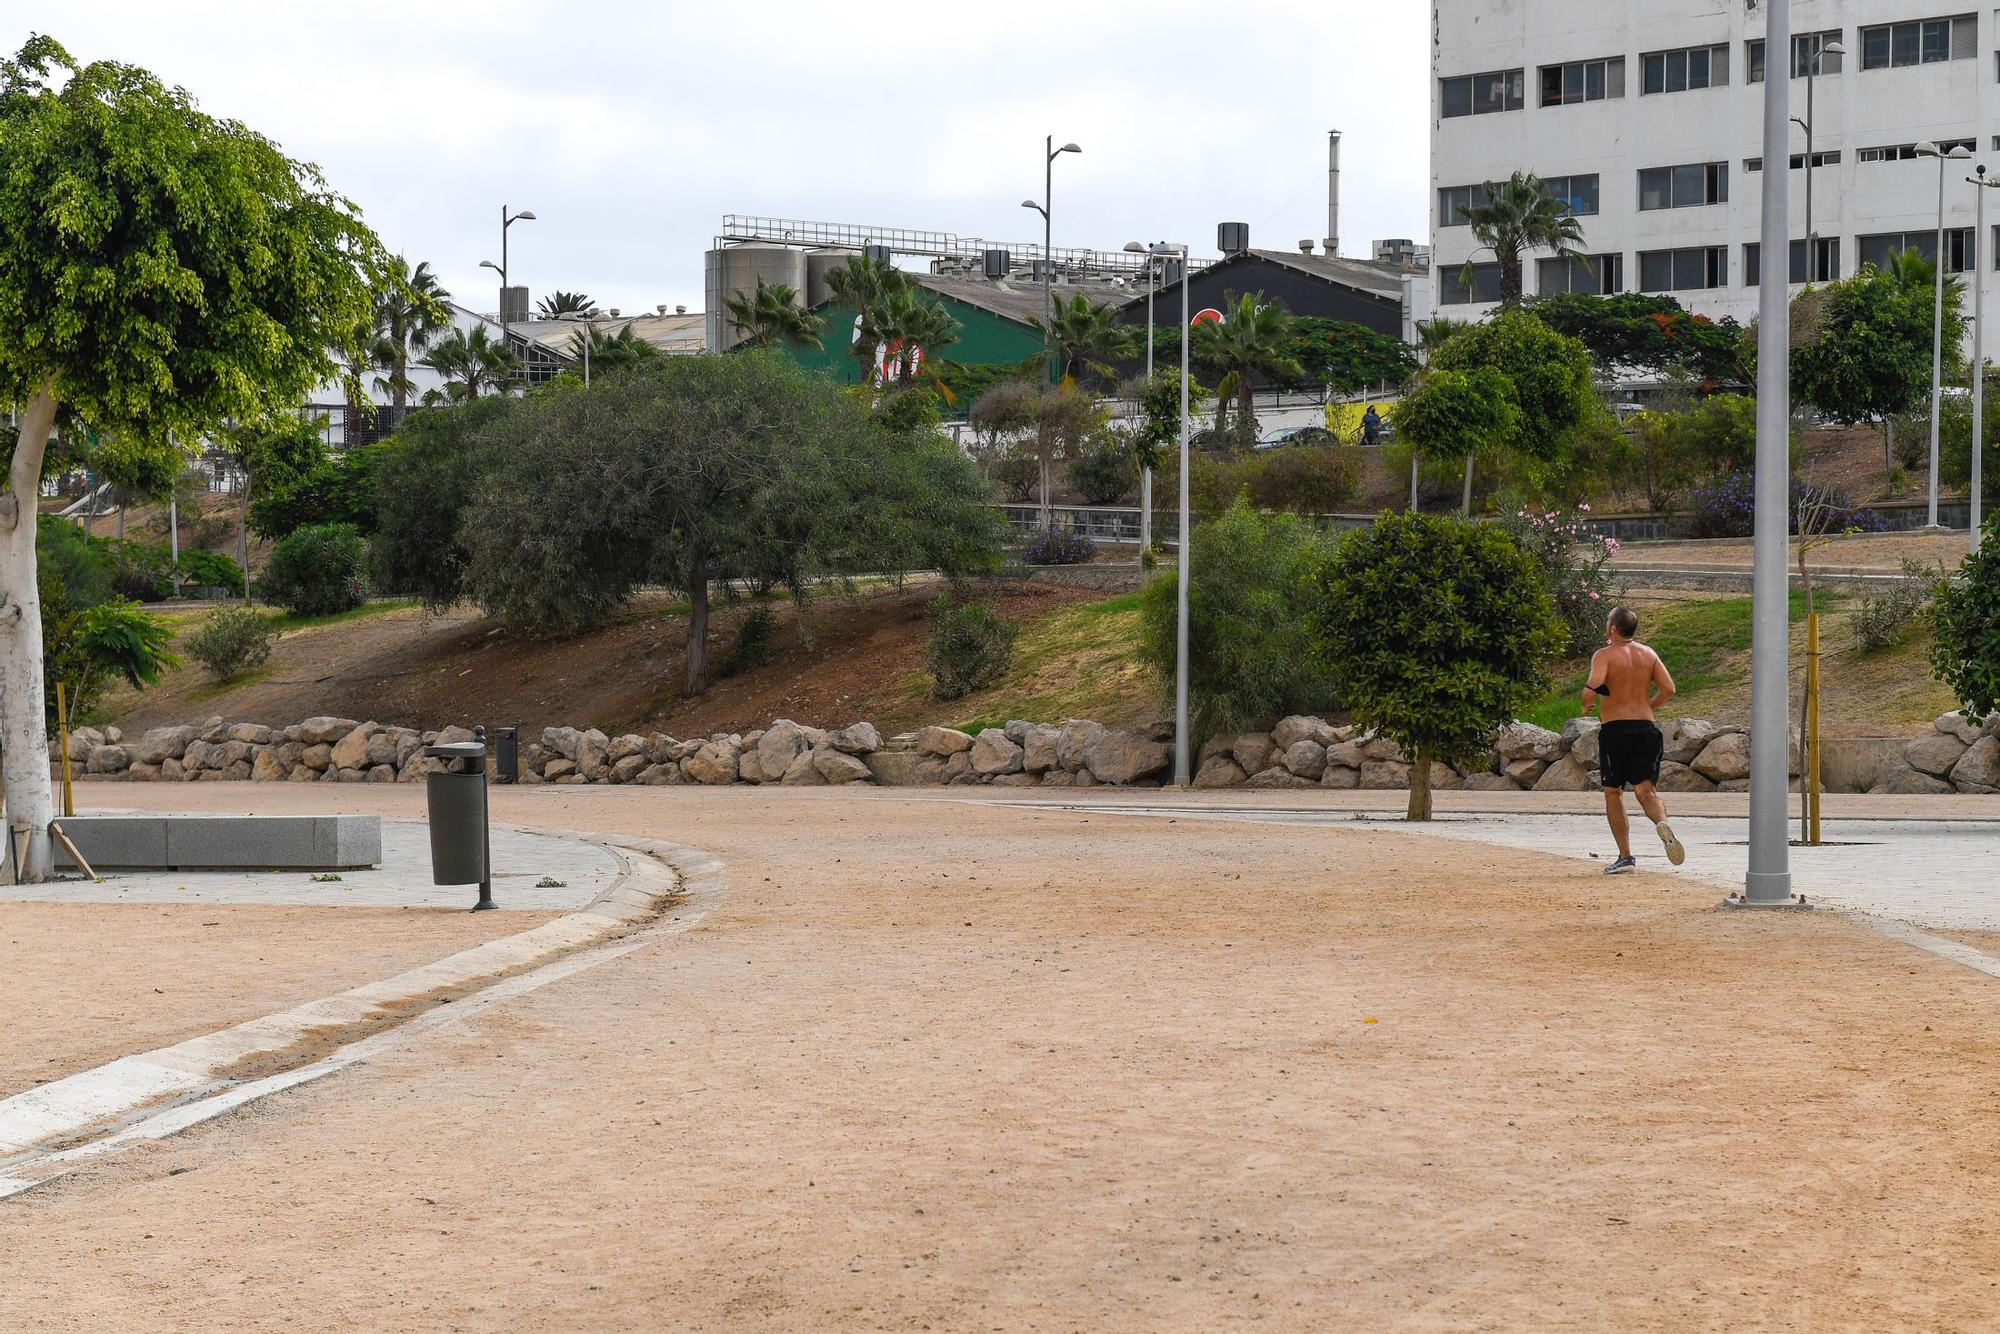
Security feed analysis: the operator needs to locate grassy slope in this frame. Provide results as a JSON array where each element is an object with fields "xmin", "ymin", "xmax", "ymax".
[{"xmin": 936, "ymin": 592, "xmax": 1156, "ymax": 734}]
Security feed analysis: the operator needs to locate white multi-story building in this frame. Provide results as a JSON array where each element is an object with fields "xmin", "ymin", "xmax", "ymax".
[{"xmin": 1431, "ymin": 1, "xmax": 1998, "ymax": 333}]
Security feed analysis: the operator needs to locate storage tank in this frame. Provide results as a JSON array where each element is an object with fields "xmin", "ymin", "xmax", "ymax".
[
  {"xmin": 805, "ymin": 249, "xmax": 855, "ymax": 309},
  {"xmin": 704, "ymin": 244, "xmax": 809, "ymax": 351}
]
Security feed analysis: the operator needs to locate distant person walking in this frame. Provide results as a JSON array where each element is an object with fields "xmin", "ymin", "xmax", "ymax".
[
  {"xmin": 1582, "ymin": 606, "xmax": 1686, "ymax": 875},
  {"xmin": 1361, "ymin": 404, "xmax": 1383, "ymax": 447}
]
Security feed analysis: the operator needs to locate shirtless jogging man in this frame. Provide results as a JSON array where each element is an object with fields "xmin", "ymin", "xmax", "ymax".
[{"xmin": 1582, "ymin": 606, "xmax": 1686, "ymax": 874}]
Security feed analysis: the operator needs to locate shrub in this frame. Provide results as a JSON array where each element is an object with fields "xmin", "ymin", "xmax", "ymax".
[
  {"xmin": 36, "ymin": 517, "xmax": 113, "ymax": 608},
  {"xmin": 1067, "ymin": 434, "xmax": 1137, "ymax": 505},
  {"xmin": 184, "ymin": 604, "xmax": 273, "ymax": 682},
  {"xmin": 105, "ymin": 539, "xmax": 175, "ymax": 602},
  {"xmin": 1929, "ymin": 524, "xmax": 2000, "ymax": 722},
  {"xmin": 1018, "ymin": 527, "xmax": 1097, "ymax": 566},
  {"xmin": 1138, "ymin": 499, "xmax": 1342, "ymax": 741},
  {"xmin": 718, "ymin": 604, "xmax": 777, "ymax": 678},
  {"xmin": 1851, "ymin": 561, "xmax": 1937, "ymax": 654},
  {"xmin": 1498, "ymin": 505, "xmax": 1624, "ymax": 656},
  {"xmin": 1678, "ymin": 474, "xmax": 1888, "ymax": 540},
  {"xmin": 41, "ymin": 578, "xmax": 180, "ymax": 726},
  {"xmin": 926, "ymin": 597, "xmax": 1018, "ymax": 700},
  {"xmin": 992, "ymin": 453, "xmax": 1039, "ymax": 503},
  {"xmin": 262, "ymin": 522, "xmax": 369, "ymax": 616},
  {"xmin": 1243, "ymin": 444, "xmax": 1364, "ymax": 514},
  {"xmin": 174, "ymin": 548, "xmax": 245, "ymax": 596}
]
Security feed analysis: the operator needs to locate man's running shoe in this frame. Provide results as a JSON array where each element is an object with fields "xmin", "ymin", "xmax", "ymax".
[
  {"xmin": 1656, "ymin": 823, "xmax": 1686, "ymax": 866},
  {"xmin": 1605, "ymin": 856, "xmax": 1637, "ymax": 875}
]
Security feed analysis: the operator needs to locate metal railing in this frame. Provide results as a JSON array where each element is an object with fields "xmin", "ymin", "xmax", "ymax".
[{"xmin": 720, "ymin": 214, "xmax": 1213, "ymax": 277}]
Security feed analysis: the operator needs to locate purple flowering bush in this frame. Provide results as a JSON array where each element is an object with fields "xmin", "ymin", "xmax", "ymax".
[
  {"xmin": 1498, "ymin": 504, "xmax": 1623, "ymax": 655},
  {"xmin": 1018, "ymin": 527, "xmax": 1098, "ymax": 566},
  {"xmin": 1679, "ymin": 474, "xmax": 1890, "ymax": 540}
]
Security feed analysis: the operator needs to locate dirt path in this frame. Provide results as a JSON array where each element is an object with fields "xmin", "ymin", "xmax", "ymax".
[
  {"xmin": 1612, "ymin": 529, "xmax": 1969, "ymax": 573},
  {"xmin": 5, "ymin": 785, "xmax": 1998, "ymax": 1328}
]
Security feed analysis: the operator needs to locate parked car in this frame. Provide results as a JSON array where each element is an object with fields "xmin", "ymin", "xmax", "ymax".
[{"xmin": 1256, "ymin": 425, "xmax": 1339, "ymax": 450}]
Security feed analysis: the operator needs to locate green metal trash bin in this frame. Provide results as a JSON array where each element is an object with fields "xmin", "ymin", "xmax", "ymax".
[{"xmin": 424, "ymin": 735, "xmax": 494, "ymax": 910}]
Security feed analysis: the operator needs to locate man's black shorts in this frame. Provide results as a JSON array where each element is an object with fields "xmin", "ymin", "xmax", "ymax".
[{"xmin": 1599, "ymin": 719, "xmax": 1664, "ymax": 790}]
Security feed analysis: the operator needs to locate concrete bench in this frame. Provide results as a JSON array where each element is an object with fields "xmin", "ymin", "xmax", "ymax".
[{"xmin": 53, "ymin": 815, "xmax": 383, "ymax": 872}]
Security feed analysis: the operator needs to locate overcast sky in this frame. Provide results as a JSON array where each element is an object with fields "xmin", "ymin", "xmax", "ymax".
[{"xmin": 22, "ymin": 2, "xmax": 1432, "ymax": 318}]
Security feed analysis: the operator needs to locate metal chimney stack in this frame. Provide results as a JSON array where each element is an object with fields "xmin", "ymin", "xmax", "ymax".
[{"xmin": 1324, "ymin": 129, "xmax": 1342, "ymax": 259}]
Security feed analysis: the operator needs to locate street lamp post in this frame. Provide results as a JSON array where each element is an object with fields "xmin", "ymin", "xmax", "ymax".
[
  {"xmin": 1791, "ymin": 38, "xmax": 1845, "ymax": 283},
  {"xmin": 1125, "ymin": 241, "xmax": 1161, "ymax": 554},
  {"xmin": 559, "ymin": 309, "xmax": 600, "ymax": 388},
  {"xmin": 1918, "ymin": 141, "xmax": 1972, "ymax": 529},
  {"xmin": 1021, "ymin": 138, "xmax": 1081, "ymax": 384},
  {"xmin": 1144, "ymin": 241, "xmax": 1193, "ymax": 786},
  {"xmin": 1971, "ymin": 166, "xmax": 2000, "ymax": 551}
]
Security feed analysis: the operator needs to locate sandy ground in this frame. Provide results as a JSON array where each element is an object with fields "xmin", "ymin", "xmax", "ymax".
[
  {"xmin": 1611, "ymin": 529, "xmax": 1969, "ymax": 573},
  {"xmin": 0, "ymin": 902, "xmax": 555, "ymax": 1096},
  {"xmin": 4, "ymin": 784, "xmax": 2000, "ymax": 1331}
]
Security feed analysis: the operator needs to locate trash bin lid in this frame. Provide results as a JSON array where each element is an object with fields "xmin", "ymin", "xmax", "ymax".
[{"xmin": 424, "ymin": 741, "xmax": 487, "ymax": 759}]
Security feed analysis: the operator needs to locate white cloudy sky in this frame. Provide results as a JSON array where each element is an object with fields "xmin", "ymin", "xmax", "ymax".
[{"xmin": 19, "ymin": 2, "xmax": 1431, "ymax": 317}]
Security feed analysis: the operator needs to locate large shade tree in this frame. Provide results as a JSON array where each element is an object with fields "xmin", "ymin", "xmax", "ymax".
[
  {"xmin": 1458, "ymin": 171, "xmax": 1586, "ymax": 307},
  {"xmin": 0, "ymin": 36, "xmax": 385, "ymax": 878}
]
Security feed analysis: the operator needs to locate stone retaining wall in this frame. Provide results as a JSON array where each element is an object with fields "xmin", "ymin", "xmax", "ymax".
[{"xmin": 58, "ymin": 709, "xmax": 1997, "ymax": 795}]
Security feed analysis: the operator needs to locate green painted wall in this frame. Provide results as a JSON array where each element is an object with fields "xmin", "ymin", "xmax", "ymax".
[{"xmin": 785, "ymin": 293, "xmax": 1044, "ymax": 385}]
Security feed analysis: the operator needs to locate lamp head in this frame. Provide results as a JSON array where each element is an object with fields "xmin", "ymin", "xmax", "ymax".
[
  {"xmin": 1058, "ymin": 142, "xmax": 1081, "ymax": 155},
  {"xmin": 1123, "ymin": 241, "xmax": 1146, "ymax": 253},
  {"xmin": 479, "ymin": 259, "xmax": 500, "ymax": 272},
  {"xmin": 515, "ymin": 210, "xmax": 537, "ymax": 222},
  {"xmin": 1950, "ymin": 145, "xmax": 1974, "ymax": 160},
  {"xmin": 1822, "ymin": 39, "xmax": 1846, "ymax": 55},
  {"xmin": 1917, "ymin": 140, "xmax": 1942, "ymax": 157}
]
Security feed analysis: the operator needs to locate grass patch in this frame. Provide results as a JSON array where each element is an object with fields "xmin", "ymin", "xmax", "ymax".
[
  {"xmin": 922, "ymin": 591, "xmax": 1152, "ymax": 730},
  {"xmin": 184, "ymin": 665, "xmax": 277, "ymax": 702},
  {"xmin": 264, "ymin": 597, "xmax": 420, "ymax": 632}
]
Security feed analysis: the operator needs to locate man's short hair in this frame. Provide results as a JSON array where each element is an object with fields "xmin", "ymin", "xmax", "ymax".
[{"xmin": 1608, "ymin": 606, "xmax": 1640, "ymax": 638}]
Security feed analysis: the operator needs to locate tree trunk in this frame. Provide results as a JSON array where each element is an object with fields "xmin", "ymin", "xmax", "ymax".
[
  {"xmin": 237, "ymin": 470, "xmax": 253, "ymax": 607},
  {"xmin": 115, "ymin": 493, "xmax": 125, "ymax": 542},
  {"xmin": 392, "ymin": 350, "xmax": 408, "ymax": 416},
  {"xmin": 1039, "ymin": 452, "xmax": 1053, "ymax": 531},
  {"xmin": 1407, "ymin": 743, "xmax": 1434, "ymax": 822},
  {"xmin": 1139, "ymin": 467, "xmax": 1153, "ymax": 554},
  {"xmin": 1500, "ymin": 250, "xmax": 1522, "ymax": 307},
  {"xmin": 1237, "ymin": 370, "xmax": 1255, "ymax": 445},
  {"xmin": 683, "ymin": 558, "xmax": 710, "ymax": 697},
  {"xmin": 1883, "ymin": 418, "xmax": 1895, "ymax": 477},
  {"xmin": 1410, "ymin": 453, "xmax": 1419, "ymax": 512},
  {"xmin": 2, "ymin": 385, "xmax": 61, "ymax": 883},
  {"xmin": 1461, "ymin": 454, "xmax": 1475, "ymax": 516}
]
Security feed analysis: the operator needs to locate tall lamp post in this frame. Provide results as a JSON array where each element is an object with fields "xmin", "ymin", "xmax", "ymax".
[
  {"xmin": 1790, "ymin": 38, "xmax": 1845, "ymax": 283},
  {"xmin": 1021, "ymin": 138, "xmax": 1081, "ymax": 384},
  {"xmin": 1140, "ymin": 241, "xmax": 1192, "ymax": 785},
  {"xmin": 1971, "ymin": 166, "xmax": 2000, "ymax": 551},
  {"xmin": 480, "ymin": 203, "xmax": 537, "ymax": 345},
  {"xmin": 1742, "ymin": 0, "xmax": 1799, "ymax": 908},
  {"xmin": 1918, "ymin": 141, "xmax": 1972, "ymax": 529},
  {"xmin": 559, "ymin": 309, "xmax": 601, "ymax": 388},
  {"xmin": 1125, "ymin": 241, "xmax": 1162, "ymax": 554}
]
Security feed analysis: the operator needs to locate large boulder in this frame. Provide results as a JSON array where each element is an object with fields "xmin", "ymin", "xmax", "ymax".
[
  {"xmin": 606, "ymin": 733, "xmax": 647, "ymax": 763},
  {"xmin": 1661, "ymin": 719, "xmax": 1721, "ymax": 765},
  {"xmin": 436, "ymin": 724, "xmax": 477, "ymax": 747},
  {"xmin": 1936, "ymin": 711, "xmax": 1993, "ymax": 746},
  {"xmin": 828, "ymin": 722, "xmax": 882, "ymax": 755},
  {"xmin": 1949, "ymin": 737, "xmax": 2000, "ymax": 792},
  {"xmin": 541, "ymin": 725, "xmax": 581, "ymax": 760},
  {"xmin": 226, "ymin": 722, "xmax": 273, "ymax": 746},
  {"xmin": 1281, "ymin": 740, "xmax": 1328, "ymax": 780},
  {"xmin": 1084, "ymin": 730, "xmax": 1171, "ymax": 785},
  {"xmin": 1691, "ymin": 733, "xmax": 1752, "ymax": 783},
  {"xmin": 1905, "ymin": 732, "xmax": 1970, "ymax": 779},
  {"xmin": 1022, "ymin": 725, "xmax": 1062, "ymax": 774},
  {"xmin": 1656, "ymin": 761, "xmax": 1717, "ymax": 793},
  {"xmin": 1192, "ymin": 757, "xmax": 1247, "ymax": 789},
  {"xmin": 1561, "ymin": 717, "xmax": 1602, "ymax": 769},
  {"xmin": 1230, "ymin": 733, "xmax": 1276, "ymax": 775},
  {"xmin": 298, "ymin": 716, "xmax": 359, "ymax": 746},
  {"xmin": 1494, "ymin": 721, "xmax": 1563, "ymax": 763},
  {"xmin": 1502, "ymin": 756, "xmax": 1550, "ymax": 787},
  {"xmin": 1427, "ymin": 762, "xmax": 1465, "ymax": 791},
  {"xmin": 1532, "ymin": 754, "xmax": 1599, "ymax": 792},
  {"xmin": 361, "ymin": 731, "xmax": 400, "ymax": 769},
  {"xmin": 812, "ymin": 748, "xmax": 873, "ymax": 785},
  {"xmin": 682, "ymin": 740, "xmax": 741, "ymax": 786},
  {"xmin": 1464, "ymin": 772, "xmax": 1519, "ymax": 792},
  {"xmin": 864, "ymin": 751, "xmax": 922, "ymax": 786},
  {"xmin": 573, "ymin": 728, "xmax": 611, "ymax": 779},
  {"xmin": 329, "ymin": 723, "xmax": 381, "ymax": 773},
  {"xmin": 132, "ymin": 726, "xmax": 195, "ymax": 767},
  {"xmin": 1881, "ymin": 759, "xmax": 1952, "ymax": 795},
  {"xmin": 1359, "ymin": 733, "xmax": 1405, "ymax": 763},
  {"xmin": 1320, "ymin": 763, "xmax": 1360, "ymax": 789},
  {"xmin": 781, "ymin": 751, "xmax": 828, "ymax": 786},
  {"xmin": 1358, "ymin": 760, "xmax": 1410, "ymax": 789},
  {"xmin": 1325, "ymin": 739, "xmax": 1365, "ymax": 771},
  {"xmin": 250, "ymin": 748, "xmax": 287, "ymax": 782},
  {"xmin": 918, "ymin": 726, "xmax": 974, "ymax": 758},
  {"xmin": 1246, "ymin": 766, "xmax": 1315, "ymax": 790},
  {"xmin": 970, "ymin": 729, "xmax": 1025, "ymax": 776},
  {"xmin": 85, "ymin": 745, "xmax": 130, "ymax": 774},
  {"xmin": 609, "ymin": 753, "xmax": 650, "ymax": 785},
  {"xmin": 298, "ymin": 743, "xmax": 334, "ymax": 772},
  {"xmin": 1271, "ymin": 716, "xmax": 1336, "ymax": 751},
  {"xmin": 1057, "ymin": 719, "xmax": 1105, "ymax": 772},
  {"xmin": 180, "ymin": 739, "xmax": 216, "ymax": 772},
  {"xmin": 757, "ymin": 720, "xmax": 810, "ymax": 776}
]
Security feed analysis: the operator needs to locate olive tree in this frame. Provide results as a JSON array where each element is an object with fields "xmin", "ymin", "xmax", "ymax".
[
  {"xmin": 0, "ymin": 38, "xmax": 384, "ymax": 878},
  {"xmin": 1313, "ymin": 511, "xmax": 1564, "ymax": 821},
  {"xmin": 1930, "ymin": 518, "xmax": 2000, "ymax": 724}
]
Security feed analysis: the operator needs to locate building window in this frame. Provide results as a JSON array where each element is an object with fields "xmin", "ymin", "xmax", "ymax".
[
  {"xmin": 1441, "ymin": 69, "xmax": 1525, "ymax": 118},
  {"xmin": 1638, "ymin": 162, "xmax": 1729, "ymax": 210},
  {"xmin": 1542, "ymin": 174, "xmax": 1601, "ymax": 217},
  {"xmin": 1641, "ymin": 44, "xmax": 1730, "ymax": 94},
  {"xmin": 1441, "ymin": 263, "xmax": 1504, "ymax": 305},
  {"xmin": 1438, "ymin": 184, "xmax": 1489, "ymax": 228},
  {"xmin": 1539, "ymin": 57, "xmax": 1625, "ymax": 106},
  {"xmin": 1639, "ymin": 247, "xmax": 1728, "ymax": 292},
  {"xmin": 1859, "ymin": 228, "xmax": 1974, "ymax": 272},
  {"xmin": 1537, "ymin": 254, "xmax": 1624, "ymax": 296},
  {"xmin": 1749, "ymin": 31, "xmax": 1845, "ymax": 82},
  {"xmin": 1860, "ymin": 15, "xmax": 1977, "ymax": 69},
  {"xmin": 1745, "ymin": 151, "xmax": 1842, "ymax": 172},
  {"xmin": 1858, "ymin": 138, "xmax": 1976, "ymax": 162},
  {"xmin": 1745, "ymin": 239, "xmax": 1841, "ymax": 285}
]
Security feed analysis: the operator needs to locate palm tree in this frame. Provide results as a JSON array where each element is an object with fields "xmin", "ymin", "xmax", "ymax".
[
  {"xmin": 1031, "ymin": 293, "xmax": 1138, "ymax": 385},
  {"xmin": 567, "ymin": 323, "xmax": 661, "ymax": 380},
  {"xmin": 1459, "ymin": 171, "xmax": 1586, "ymax": 307},
  {"xmin": 419, "ymin": 325, "xmax": 520, "ymax": 402},
  {"xmin": 824, "ymin": 253, "xmax": 910, "ymax": 379},
  {"xmin": 724, "ymin": 278, "xmax": 825, "ymax": 351},
  {"xmin": 370, "ymin": 257, "xmax": 452, "ymax": 415},
  {"xmin": 536, "ymin": 290, "xmax": 595, "ymax": 319},
  {"xmin": 863, "ymin": 287, "xmax": 962, "ymax": 383},
  {"xmin": 1190, "ymin": 293, "xmax": 1304, "ymax": 446}
]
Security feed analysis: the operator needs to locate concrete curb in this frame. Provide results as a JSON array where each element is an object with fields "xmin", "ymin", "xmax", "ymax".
[{"xmin": 0, "ymin": 827, "xmax": 722, "ymax": 1170}]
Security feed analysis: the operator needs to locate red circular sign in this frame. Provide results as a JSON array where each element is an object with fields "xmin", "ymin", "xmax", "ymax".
[{"xmin": 1191, "ymin": 308, "xmax": 1223, "ymax": 326}]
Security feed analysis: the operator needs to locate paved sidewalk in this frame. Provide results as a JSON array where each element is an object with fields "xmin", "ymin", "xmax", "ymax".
[{"xmin": 0, "ymin": 821, "xmax": 620, "ymax": 911}]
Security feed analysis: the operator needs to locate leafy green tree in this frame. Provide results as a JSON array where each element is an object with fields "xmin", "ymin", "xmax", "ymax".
[
  {"xmin": 250, "ymin": 442, "xmax": 381, "ymax": 539},
  {"xmin": 724, "ymin": 277, "xmax": 824, "ymax": 351},
  {"xmin": 369, "ymin": 397, "xmax": 515, "ymax": 609},
  {"xmin": 1137, "ymin": 499, "xmax": 1341, "ymax": 743},
  {"xmin": 1930, "ymin": 519, "xmax": 2000, "ymax": 723},
  {"xmin": 41, "ymin": 574, "xmax": 178, "ymax": 728},
  {"xmin": 87, "ymin": 431, "xmax": 183, "ymax": 540},
  {"xmin": 1191, "ymin": 293, "xmax": 1303, "ymax": 446},
  {"xmin": 1031, "ymin": 292, "xmax": 1137, "ymax": 385},
  {"xmin": 1281, "ymin": 318, "xmax": 1418, "ymax": 394},
  {"xmin": 1790, "ymin": 263, "xmax": 1960, "ymax": 472},
  {"xmin": 1529, "ymin": 292, "xmax": 1745, "ymax": 382},
  {"xmin": 1021, "ymin": 385, "xmax": 1103, "ymax": 527},
  {"xmin": 1458, "ymin": 171, "xmax": 1586, "ymax": 308},
  {"xmin": 1313, "ymin": 511, "xmax": 1564, "ymax": 820},
  {"xmin": 1393, "ymin": 367, "xmax": 1521, "ymax": 514},
  {"xmin": 1428, "ymin": 310, "xmax": 1601, "ymax": 495},
  {"xmin": 261, "ymin": 522, "xmax": 368, "ymax": 616},
  {"xmin": 371, "ymin": 257, "xmax": 451, "ymax": 414},
  {"xmin": 420, "ymin": 324, "xmax": 520, "ymax": 402},
  {"xmin": 0, "ymin": 37, "xmax": 384, "ymax": 877},
  {"xmin": 535, "ymin": 290, "xmax": 594, "ymax": 319},
  {"xmin": 219, "ymin": 415, "xmax": 326, "ymax": 598},
  {"xmin": 1067, "ymin": 430, "xmax": 1137, "ymax": 504}
]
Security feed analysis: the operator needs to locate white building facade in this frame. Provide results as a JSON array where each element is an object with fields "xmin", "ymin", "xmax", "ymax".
[{"xmin": 1432, "ymin": 0, "xmax": 2000, "ymax": 334}]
